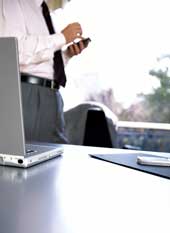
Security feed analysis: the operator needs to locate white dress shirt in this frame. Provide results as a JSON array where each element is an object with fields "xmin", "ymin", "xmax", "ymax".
[{"xmin": 0, "ymin": 0, "xmax": 66, "ymax": 79}]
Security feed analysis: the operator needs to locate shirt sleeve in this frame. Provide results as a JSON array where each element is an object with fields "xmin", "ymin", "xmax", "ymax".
[{"xmin": 18, "ymin": 32, "xmax": 66, "ymax": 65}]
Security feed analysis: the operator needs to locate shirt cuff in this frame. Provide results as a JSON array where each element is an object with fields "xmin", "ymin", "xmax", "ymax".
[{"xmin": 51, "ymin": 32, "xmax": 66, "ymax": 51}]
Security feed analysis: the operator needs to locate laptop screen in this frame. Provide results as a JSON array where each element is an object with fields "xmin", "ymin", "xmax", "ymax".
[{"xmin": 0, "ymin": 37, "xmax": 26, "ymax": 156}]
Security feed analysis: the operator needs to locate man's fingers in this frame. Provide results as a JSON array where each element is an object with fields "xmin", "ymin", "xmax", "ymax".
[
  {"xmin": 73, "ymin": 43, "xmax": 81, "ymax": 55},
  {"xmin": 77, "ymin": 40, "xmax": 85, "ymax": 50},
  {"xmin": 68, "ymin": 45, "xmax": 75, "ymax": 55},
  {"xmin": 68, "ymin": 43, "xmax": 82, "ymax": 56}
]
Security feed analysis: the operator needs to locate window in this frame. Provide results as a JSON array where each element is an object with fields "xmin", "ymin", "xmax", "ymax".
[{"xmin": 53, "ymin": 0, "xmax": 170, "ymax": 123}]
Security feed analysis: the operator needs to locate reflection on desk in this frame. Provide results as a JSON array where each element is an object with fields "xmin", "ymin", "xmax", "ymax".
[{"xmin": 0, "ymin": 144, "xmax": 170, "ymax": 233}]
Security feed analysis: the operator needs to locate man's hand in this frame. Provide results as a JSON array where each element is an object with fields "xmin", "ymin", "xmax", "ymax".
[
  {"xmin": 61, "ymin": 22, "xmax": 83, "ymax": 44},
  {"xmin": 66, "ymin": 39, "xmax": 89, "ymax": 58}
]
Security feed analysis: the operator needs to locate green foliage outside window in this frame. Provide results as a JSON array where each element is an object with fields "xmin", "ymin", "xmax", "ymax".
[{"xmin": 141, "ymin": 67, "xmax": 170, "ymax": 123}]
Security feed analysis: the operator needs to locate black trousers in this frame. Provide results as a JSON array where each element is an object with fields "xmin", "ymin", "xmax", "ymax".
[{"xmin": 21, "ymin": 82, "xmax": 68, "ymax": 144}]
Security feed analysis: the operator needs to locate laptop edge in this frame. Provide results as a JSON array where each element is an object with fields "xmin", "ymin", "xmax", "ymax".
[{"xmin": 0, "ymin": 146, "xmax": 63, "ymax": 168}]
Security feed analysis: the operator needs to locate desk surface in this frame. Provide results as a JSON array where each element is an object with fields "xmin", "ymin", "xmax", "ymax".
[{"xmin": 0, "ymin": 145, "xmax": 170, "ymax": 233}]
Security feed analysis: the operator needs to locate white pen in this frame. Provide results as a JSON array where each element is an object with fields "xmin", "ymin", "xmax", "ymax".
[{"xmin": 137, "ymin": 155, "xmax": 170, "ymax": 166}]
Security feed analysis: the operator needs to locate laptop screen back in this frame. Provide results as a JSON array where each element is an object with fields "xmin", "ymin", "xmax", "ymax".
[{"xmin": 0, "ymin": 37, "xmax": 25, "ymax": 156}]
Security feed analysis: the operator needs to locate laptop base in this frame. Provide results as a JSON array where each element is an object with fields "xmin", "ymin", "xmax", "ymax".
[{"xmin": 0, "ymin": 144, "xmax": 63, "ymax": 168}]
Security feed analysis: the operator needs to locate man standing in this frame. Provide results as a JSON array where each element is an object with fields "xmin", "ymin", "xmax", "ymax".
[{"xmin": 0, "ymin": 0, "xmax": 88, "ymax": 143}]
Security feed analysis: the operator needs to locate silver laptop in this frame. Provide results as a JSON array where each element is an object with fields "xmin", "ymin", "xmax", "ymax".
[{"xmin": 0, "ymin": 37, "xmax": 63, "ymax": 168}]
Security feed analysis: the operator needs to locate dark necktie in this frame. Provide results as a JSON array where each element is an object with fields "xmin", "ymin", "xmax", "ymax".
[{"xmin": 41, "ymin": 1, "xmax": 66, "ymax": 87}]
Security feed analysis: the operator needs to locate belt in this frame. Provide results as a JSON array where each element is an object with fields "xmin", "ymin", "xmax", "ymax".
[{"xmin": 21, "ymin": 74, "xmax": 60, "ymax": 90}]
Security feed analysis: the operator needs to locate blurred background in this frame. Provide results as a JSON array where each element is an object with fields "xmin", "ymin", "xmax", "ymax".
[{"xmin": 49, "ymin": 0, "xmax": 170, "ymax": 152}]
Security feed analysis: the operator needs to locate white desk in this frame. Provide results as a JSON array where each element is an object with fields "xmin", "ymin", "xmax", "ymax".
[{"xmin": 0, "ymin": 145, "xmax": 169, "ymax": 233}]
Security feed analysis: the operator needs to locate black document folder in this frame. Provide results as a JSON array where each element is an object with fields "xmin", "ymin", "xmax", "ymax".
[{"xmin": 90, "ymin": 153, "xmax": 170, "ymax": 179}]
